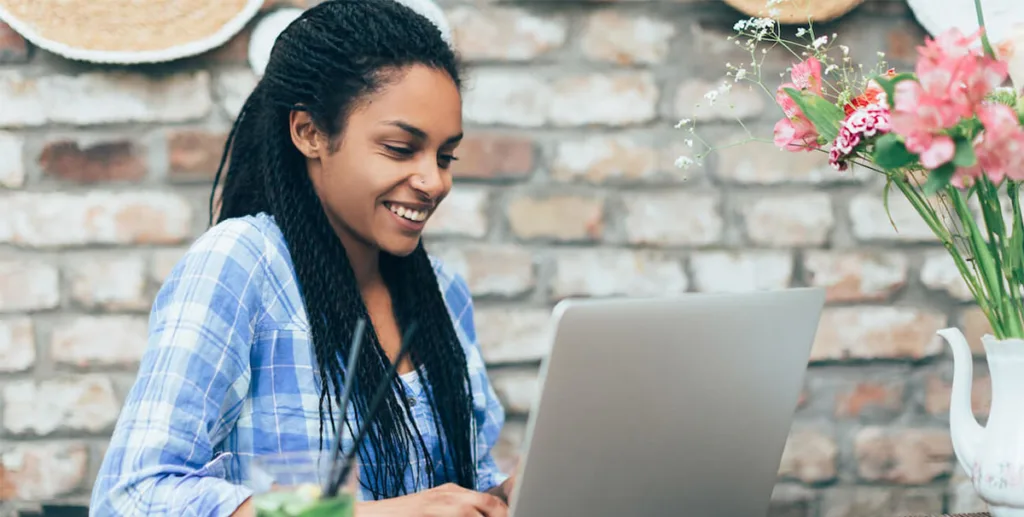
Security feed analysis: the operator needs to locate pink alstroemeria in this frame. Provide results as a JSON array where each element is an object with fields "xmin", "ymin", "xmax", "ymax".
[
  {"xmin": 891, "ymin": 80, "xmax": 957, "ymax": 169},
  {"xmin": 892, "ymin": 28, "xmax": 1010, "ymax": 171},
  {"xmin": 790, "ymin": 56, "xmax": 824, "ymax": 95},
  {"xmin": 960, "ymin": 103, "xmax": 1024, "ymax": 185},
  {"xmin": 773, "ymin": 57, "xmax": 825, "ymax": 152},
  {"xmin": 916, "ymin": 28, "xmax": 1007, "ymax": 113}
]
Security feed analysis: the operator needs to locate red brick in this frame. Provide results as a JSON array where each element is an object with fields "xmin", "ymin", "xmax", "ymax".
[
  {"xmin": 0, "ymin": 317, "xmax": 34, "ymax": 373},
  {"xmin": 51, "ymin": 316, "xmax": 148, "ymax": 368},
  {"xmin": 960, "ymin": 307, "xmax": 993, "ymax": 356},
  {"xmin": 506, "ymin": 194, "xmax": 604, "ymax": 241},
  {"xmin": 886, "ymin": 22, "xmax": 929, "ymax": 63},
  {"xmin": 452, "ymin": 134, "xmax": 534, "ymax": 180},
  {"xmin": 0, "ymin": 442, "xmax": 88, "ymax": 500},
  {"xmin": 804, "ymin": 251, "xmax": 908, "ymax": 302},
  {"xmin": 447, "ymin": 6, "xmax": 567, "ymax": 62},
  {"xmin": 3, "ymin": 377, "xmax": 120, "ymax": 436},
  {"xmin": 0, "ymin": 260, "xmax": 59, "ymax": 312},
  {"xmin": 854, "ymin": 427, "xmax": 953, "ymax": 484},
  {"xmin": 0, "ymin": 192, "xmax": 193, "ymax": 247},
  {"xmin": 924, "ymin": 374, "xmax": 991, "ymax": 417},
  {"xmin": 0, "ymin": 21, "xmax": 29, "ymax": 63},
  {"xmin": 777, "ymin": 428, "xmax": 838, "ymax": 483},
  {"xmin": 168, "ymin": 129, "xmax": 229, "ymax": 179},
  {"xmin": 39, "ymin": 138, "xmax": 146, "ymax": 183},
  {"xmin": 835, "ymin": 381, "xmax": 904, "ymax": 419},
  {"xmin": 811, "ymin": 307, "xmax": 946, "ymax": 362},
  {"xmin": 423, "ymin": 188, "xmax": 488, "ymax": 238}
]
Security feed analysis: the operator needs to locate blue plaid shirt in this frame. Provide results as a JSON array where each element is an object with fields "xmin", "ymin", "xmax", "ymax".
[{"xmin": 90, "ymin": 213, "xmax": 509, "ymax": 516}]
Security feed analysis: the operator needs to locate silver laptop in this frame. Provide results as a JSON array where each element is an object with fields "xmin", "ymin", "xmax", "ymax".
[{"xmin": 507, "ymin": 287, "xmax": 826, "ymax": 517}]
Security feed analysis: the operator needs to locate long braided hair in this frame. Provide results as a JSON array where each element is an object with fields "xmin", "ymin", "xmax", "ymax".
[{"xmin": 209, "ymin": 0, "xmax": 475, "ymax": 499}]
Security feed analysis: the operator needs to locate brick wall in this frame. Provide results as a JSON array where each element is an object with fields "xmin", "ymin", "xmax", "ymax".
[{"xmin": 0, "ymin": 0, "xmax": 995, "ymax": 515}]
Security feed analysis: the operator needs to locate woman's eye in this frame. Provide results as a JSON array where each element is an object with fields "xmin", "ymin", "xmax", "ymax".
[
  {"xmin": 384, "ymin": 145, "xmax": 414, "ymax": 156},
  {"xmin": 438, "ymin": 154, "xmax": 459, "ymax": 168}
]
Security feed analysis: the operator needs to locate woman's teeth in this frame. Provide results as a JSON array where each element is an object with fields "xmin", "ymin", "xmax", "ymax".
[{"xmin": 388, "ymin": 204, "xmax": 427, "ymax": 222}]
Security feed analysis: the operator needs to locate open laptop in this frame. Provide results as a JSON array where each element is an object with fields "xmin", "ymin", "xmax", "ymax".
[{"xmin": 506, "ymin": 287, "xmax": 826, "ymax": 517}]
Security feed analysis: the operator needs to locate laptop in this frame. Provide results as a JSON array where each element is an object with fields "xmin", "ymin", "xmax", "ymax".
[{"xmin": 506, "ymin": 287, "xmax": 826, "ymax": 517}]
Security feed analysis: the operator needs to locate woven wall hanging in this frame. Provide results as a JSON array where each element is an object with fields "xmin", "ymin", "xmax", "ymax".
[
  {"xmin": 722, "ymin": 0, "xmax": 864, "ymax": 24},
  {"xmin": 0, "ymin": 0, "xmax": 262, "ymax": 63}
]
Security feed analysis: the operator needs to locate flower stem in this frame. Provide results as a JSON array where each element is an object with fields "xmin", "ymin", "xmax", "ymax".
[{"xmin": 974, "ymin": 0, "xmax": 998, "ymax": 59}]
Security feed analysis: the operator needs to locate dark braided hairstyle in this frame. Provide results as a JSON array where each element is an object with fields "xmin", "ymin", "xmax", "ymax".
[{"xmin": 209, "ymin": 0, "xmax": 476, "ymax": 499}]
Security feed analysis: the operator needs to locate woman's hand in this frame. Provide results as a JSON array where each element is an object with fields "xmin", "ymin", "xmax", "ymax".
[
  {"xmin": 356, "ymin": 483, "xmax": 508, "ymax": 517},
  {"xmin": 487, "ymin": 472, "xmax": 516, "ymax": 505}
]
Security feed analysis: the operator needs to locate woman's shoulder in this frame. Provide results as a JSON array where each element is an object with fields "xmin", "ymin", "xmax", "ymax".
[
  {"xmin": 192, "ymin": 212, "xmax": 286, "ymax": 256},
  {"xmin": 164, "ymin": 212, "xmax": 293, "ymax": 297}
]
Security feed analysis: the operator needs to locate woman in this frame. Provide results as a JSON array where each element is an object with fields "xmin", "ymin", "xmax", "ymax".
[{"xmin": 90, "ymin": 1, "xmax": 514, "ymax": 515}]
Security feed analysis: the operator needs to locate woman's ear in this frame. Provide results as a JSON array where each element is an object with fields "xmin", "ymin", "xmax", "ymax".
[{"xmin": 289, "ymin": 109, "xmax": 326, "ymax": 159}]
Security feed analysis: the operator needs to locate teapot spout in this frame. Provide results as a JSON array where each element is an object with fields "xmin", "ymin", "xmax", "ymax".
[{"xmin": 938, "ymin": 327, "xmax": 984, "ymax": 476}]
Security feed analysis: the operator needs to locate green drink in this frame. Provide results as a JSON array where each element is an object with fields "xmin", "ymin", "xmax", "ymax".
[{"xmin": 250, "ymin": 452, "xmax": 358, "ymax": 517}]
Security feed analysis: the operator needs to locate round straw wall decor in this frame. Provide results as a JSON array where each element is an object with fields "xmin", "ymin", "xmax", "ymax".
[
  {"xmin": 0, "ymin": 0, "xmax": 263, "ymax": 64},
  {"xmin": 722, "ymin": 0, "xmax": 864, "ymax": 24}
]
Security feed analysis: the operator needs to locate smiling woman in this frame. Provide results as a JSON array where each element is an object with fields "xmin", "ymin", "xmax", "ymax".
[{"xmin": 88, "ymin": 1, "xmax": 514, "ymax": 517}]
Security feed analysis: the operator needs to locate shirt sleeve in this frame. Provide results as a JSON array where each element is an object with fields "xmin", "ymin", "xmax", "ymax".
[
  {"xmin": 90, "ymin": 219, "xmax": 270, "ymax": 517},
  {"xmin": 439, "ymin": 267, "xmax": 511, "ymax": 493}
]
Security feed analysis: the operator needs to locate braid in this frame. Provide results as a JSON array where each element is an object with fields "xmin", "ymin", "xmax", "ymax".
[{"xmin": 212, "ymin": 0, "xmax": 475, "ymax": 498}]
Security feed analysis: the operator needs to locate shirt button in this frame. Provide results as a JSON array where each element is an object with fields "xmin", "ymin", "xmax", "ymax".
[{"xmin": 407, "ymin": 396, "xmax": 417, "ymax": 407}]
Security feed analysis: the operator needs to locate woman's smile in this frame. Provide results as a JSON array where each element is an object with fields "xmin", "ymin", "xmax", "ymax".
[{"xmin": 383, "ymin": 200, "xmax": 432, "ymax": 232}]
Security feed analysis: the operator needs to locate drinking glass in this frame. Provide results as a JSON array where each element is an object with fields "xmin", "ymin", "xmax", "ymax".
[{"xmin": 249, "ymin": 451, "xmax": 358, "ymax": 517}]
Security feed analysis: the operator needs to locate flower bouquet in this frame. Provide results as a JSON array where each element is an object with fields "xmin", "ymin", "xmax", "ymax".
[
  {"xmin": 678, "ymin": 0, "xmax": 1024, "ymax": 512},
  {"xmin": 680, "ymin": 0, "xmax": 1023, "ymax": 342}
]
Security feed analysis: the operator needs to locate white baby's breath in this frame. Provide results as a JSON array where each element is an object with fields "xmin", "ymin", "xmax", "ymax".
[{"xmin": 674, "ymin": 155, "xmax": 695, "ymax": 169}]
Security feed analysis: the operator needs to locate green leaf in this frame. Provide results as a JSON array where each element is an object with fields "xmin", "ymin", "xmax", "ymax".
[
  {"xmin": 782, "ymin": 87, "xmax": 845, "ymax": 142},
  {"xmin": 923, "ymin": 162, "xmax": 955, "ymax": 195},
  {"xmin": 882, "ymin": 176, "xmax": 898, "ymax": 233},
  {"xmin": 872, "ymin": 133, "xmax": 916, "ymax": 170},
  {"xmin": 952, "ymin": 136, "xmax": 977, "ymax": 168},
  {"xmin": 1007, "ymin": 183, "xmax": 1024, "ymax": 285},
  {"xmin": 871, "ymin": 72, "xmax": 917, "ymax": 110}
]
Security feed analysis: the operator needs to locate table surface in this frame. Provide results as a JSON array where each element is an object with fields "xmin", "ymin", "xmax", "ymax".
[{"xmin": 907, "ymin": 514, "xmax": 990, "ymax": 516}]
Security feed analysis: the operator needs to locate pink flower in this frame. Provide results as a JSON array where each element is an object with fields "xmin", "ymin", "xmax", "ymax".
[
  {"xmin": 968, "ymin": 103, "xmax": 1024, "ymax": 184},
  {"xmin": 772, "ymin": 58, "xmax": 826, "ymax": 152},
  {"xmin": 916, "ymin": 28, "xmax": 1006, "ymax": 111},
  {"xmin": 774, "ymin": 116, "xmax": 819, "ymax": 151},
  {"xmin": 891, "ymin": 28, "xmax": 1010, "ymax": 172},
  {"xmin": 790, "ymin": 56, "xmax": 824, "ymax": 95},
  {"xmin": 828, "ymin": 104, "xmax": 892, "ymax": 171},
  {"xmin": 891, "ymin": 80, "xmax": 958, "ymax": 169}
]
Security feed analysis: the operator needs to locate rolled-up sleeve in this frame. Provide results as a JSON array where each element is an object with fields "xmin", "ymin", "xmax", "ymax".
[{"xmin": 90, "ymin": 220, "xmax": 269, "ymax": 517}]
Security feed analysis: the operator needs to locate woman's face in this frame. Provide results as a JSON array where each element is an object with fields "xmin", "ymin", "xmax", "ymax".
[{"xmin": 294, "ymin": 64, "xmax": 463, "ymax": 257}]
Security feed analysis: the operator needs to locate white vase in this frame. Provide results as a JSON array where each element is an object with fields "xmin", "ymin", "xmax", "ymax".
[{"xmin": 939, "ymin": 327, "xmax": 1024, "ymax": 517}]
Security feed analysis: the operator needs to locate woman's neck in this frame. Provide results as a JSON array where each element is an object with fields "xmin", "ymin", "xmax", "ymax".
[
  {"xmin": 347, "ymin": 241, "xmax": 381, "ymax": 288},
  {"xmin": 324, "ymin": 213, "xmax": 381, "ymax": 288}
]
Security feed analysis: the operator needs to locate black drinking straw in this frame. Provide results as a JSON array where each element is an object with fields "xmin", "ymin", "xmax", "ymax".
[
  {"xmin": 321, "ymin": 318, "xmax": 366, "ymax": 496},
  {"xmin": 326, "ymin": 320, "xmax": 419, "ymax": 497}
]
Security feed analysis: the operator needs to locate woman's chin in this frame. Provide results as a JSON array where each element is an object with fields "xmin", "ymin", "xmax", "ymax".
[{"xmin": 378, "ymin": 236, "xmax": 421, "ymax": 258}]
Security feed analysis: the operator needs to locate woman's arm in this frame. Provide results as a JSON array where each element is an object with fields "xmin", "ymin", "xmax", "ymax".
[{"xmin": 90, "ymin": 220, "xmax": 270, "ymax": 517}]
